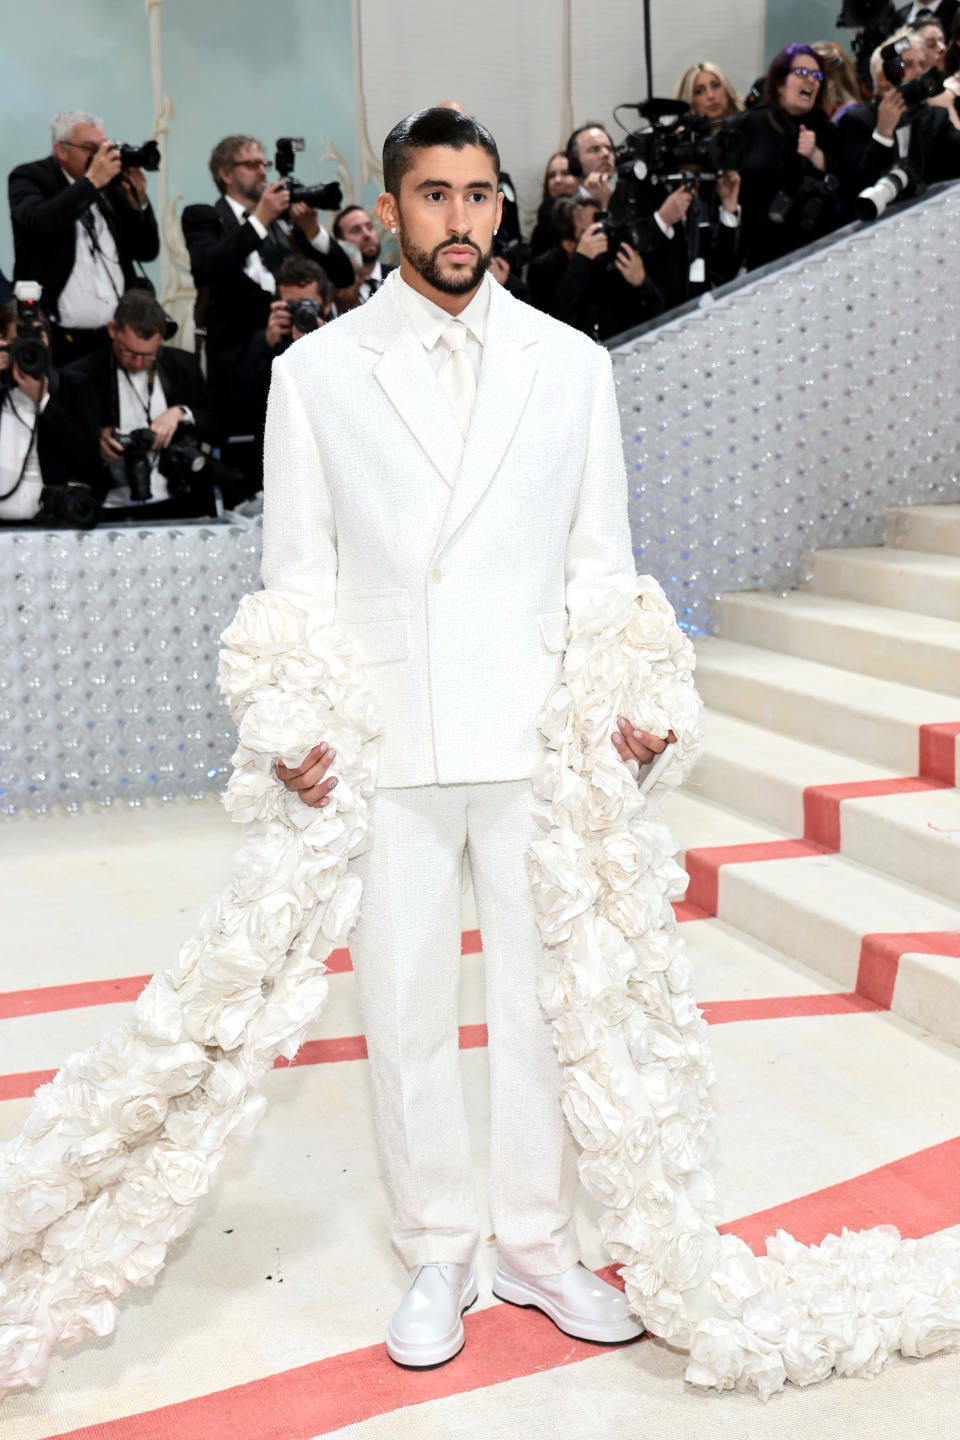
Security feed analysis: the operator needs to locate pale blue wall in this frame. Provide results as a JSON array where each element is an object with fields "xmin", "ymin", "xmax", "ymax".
[
  {"xmin": 0, "ymin": 0, "xmax": 357, "ymax": 282},
  {"xmin": 765, "ymin": 1, "xmax": 854, "ymax": 68}
]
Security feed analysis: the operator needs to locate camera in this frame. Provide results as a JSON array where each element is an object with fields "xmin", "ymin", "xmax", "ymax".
[
  {"xmin": 880, "ymin": 37, "xmax": 945, "ymax": 106},
  {"xmin": 1, "ymin": 281, "xmax": 49, "ymax": 386},
  {"xmin": 492, "ymin": 233, "xmax": 532, "ymax": 270},
  {"xmin": 116, "ymin": 140, "xmax": 161, "ymax": 172},
  {"xmin": 856, "ymin": 162, "xmax": 921, "ymax": 220},
  {"xmin": 769, "ymin": 171, "xmax": 841, "ymax": 231},
  {"xmin": 274, "ymin": 137, "xmax": 343, "ymax": 211},
  {"xmin": 837, "ymin": 1, "xmax": 900, "ymax": 89},
  {"xmin": 159, "ymin": 427, "xmax": 207, "ymax": 494},
  {"xmin": 284, "ymin": 297, "xmax": 323, "ymax": 333},
  {"xmin": 112, "ymin": 426, "xmax": 156, "ymax": 501},
  {"xmin": 40, "ymin": 482, "xmax": 99, "ymax": 529}
]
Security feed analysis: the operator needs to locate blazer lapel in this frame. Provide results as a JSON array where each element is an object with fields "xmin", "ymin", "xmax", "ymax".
[
  {"xmin": 366, "ymin": 284, "xmax": 463, "ymax": 489},
  {"xmin": 434, "ymin": 284, "xmax": 538, "ymax": 555}
]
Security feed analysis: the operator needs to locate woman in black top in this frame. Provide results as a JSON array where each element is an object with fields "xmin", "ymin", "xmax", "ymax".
[{"xmin": 728, "ymin": 44, "xmax": 844, "ymax": 270}]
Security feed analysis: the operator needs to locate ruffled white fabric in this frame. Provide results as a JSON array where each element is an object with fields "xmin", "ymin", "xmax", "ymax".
[
  {"xmin": 0, "ymin": 593, "xmax": 381, "ymax": 1397},
  {"xmin": 528, "ymin": 575, "xmax": 960, "ymax": 1397}
]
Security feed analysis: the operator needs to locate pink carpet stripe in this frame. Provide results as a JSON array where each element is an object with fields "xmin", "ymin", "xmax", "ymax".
[
  {"xmin": 919, "ymin": 721, "xmax": 960, "ymax": 787},
  {"xmin": 0, "ymin": 1067, "xmax": 55, "ymax": 1101},
  {"xmin": 0, "ymin": 931, "xmax": 485, "ymax": 1021},
  {"xmin": 856, "ymin": 929, "xmax": 960, "ymax": 1009},
  {"xmin": 802, "ymin": 776, "xmax": 947, "ymax": 851},
  {"xmin": 684, "ymin": 838, "xmax": 829, "ymax": 916},
  {"xmin": 40, "ymin": 1134, "xmax": 960, "ymax": 1440},
  {"xmin": 700, "ymin": 992, "xmax": 883, "ymax": 1024}
]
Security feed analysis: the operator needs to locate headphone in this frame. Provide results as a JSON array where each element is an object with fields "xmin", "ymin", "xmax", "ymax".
[{"xmin": 564, "ymin": 127, "xmax": 587, "ymax": 178}]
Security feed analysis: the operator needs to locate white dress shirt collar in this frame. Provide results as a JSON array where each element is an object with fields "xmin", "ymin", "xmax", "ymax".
[{"xmin": 395, "ymin": 270, "xmax": 491, "ymax": 354}]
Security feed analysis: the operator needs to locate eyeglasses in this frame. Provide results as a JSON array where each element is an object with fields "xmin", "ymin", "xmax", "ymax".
[
  {"xmin": 232, "ymin": 159, "xmax": 272, "ymax": 172},
  {"xmin": 60, "ymin": 140, "xmax": 101, "ymax": 156},
  {"xmin": 791, "ymin": 66, "xmax": 824, "ymax": 82}
]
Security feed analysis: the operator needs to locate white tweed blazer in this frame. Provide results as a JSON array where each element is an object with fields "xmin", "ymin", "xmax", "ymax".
[{"xmin": 260, "ymin": 270, "xmax": 637, "ymax": 788}]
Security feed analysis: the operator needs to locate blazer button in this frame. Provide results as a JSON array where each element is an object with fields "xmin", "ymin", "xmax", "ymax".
[{"xmin": 432, "ymin": 568, "xmax": 443, "ymax": 583}]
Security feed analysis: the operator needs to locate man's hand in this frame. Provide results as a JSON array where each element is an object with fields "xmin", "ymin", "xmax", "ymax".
[
  {"xmin": 276, "ymin": 743, "xmax": 338, "ymax": 808},
  {"xmin": 86, "ymin": 140, "xmax": 123, "ymax": 190},
  {"xmin": 611, "ymin": 717, "xmax": 677, "ymax": 767},
  {"xmin": 252, "ymin": 181, "xmax": 291, "ymax": 228},
  {"xmin": 576, "ymin": 221, "xmax": 609, "ymax": 261},
  {"xmin": 582, "ymin": 170, "xmax": 614, "ymax": 208},
  {"xmin": 797, "ymin": 125, "xmax": 826, "ymax": 170},
  {"xmin": 718, "ymin": 170, "xmax": 741, "ymax": 212},
  {"xmin": 614, "ymin": 241, "xmax": 647, "ymax": 287},
  {"xmin": 657, "ymin": 186, "xmax": 692, "ymax": 229},
  {"xmin": 265, "ymin": 299, "xmax": 293, "ymax": 348},
  {"xmin": 100, "ymin": 426, "xmax": 123, "ymax": 462},
  {"xmin": 118, "ymin": 166, "xmax": 148, "ymax": 208},
  {"xmin": 12, "ymin": 364, "xmax": 47, "ymax": 407},
  {"xmin": 489, "ymin": 254, "xmax": 511, "ymax": 286},
  {"xmin": 290, "ymin": 201, "xmax": 320, "ymax": 239},
  {"xmin": 877, "ymin": 88, "xmax": 907, "ymax": 139},
  {"xmin": 150, "ymin": 405, "xmax": 184, "ymax": 449}
]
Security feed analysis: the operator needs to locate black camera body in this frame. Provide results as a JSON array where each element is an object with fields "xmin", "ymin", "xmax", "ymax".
[
  {"xmin": 117, "ymin": 140, "xmax": 161, "ymax": 171},
  {"xmin": 492, "ymin": 233, "xmax": 532, "ymax": 270},
  {"xmin": 112, "ymin": 426, "xmax": 155, "ymax": 501},
  {"xmin": 2, "ymin": 281, "xmax": 49, "ymax": 387},
  {"xmin": 285, "ymin": 297, "xmax": 323, "ymax": 333},
  {"xmin": 622, "ymin": 114, "xmax": 744, "ymax": 185},
  {"xmin": 274, "ymin": 137, "xmax": 343, "ymax": 212},
  {"xmin": 881, "ymin": 38, "xmax": 945, "ymax": 106},
  {"xmin": 113, "ymin": 424, "xmax": 208, "ymax": 502},
  {"xmin": 40, "ymin": 481, "xmax": 99, "ymax": 529},
  {"xmin": 768, "ymin": 171, "xmax": 841, "ymax": 231}
]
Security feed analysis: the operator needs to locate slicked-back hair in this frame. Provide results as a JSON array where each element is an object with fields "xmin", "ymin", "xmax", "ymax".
[
  {"xmin": 332, "ymin": 204, "xmax": 368, "ymax": 239},
  {"xmin": 113, "ymin": 289, "xmax": 166, "ymax": 339},
  {"xmin": 382, "ymin": 108, "xmax": 500, "ymax": 198}
]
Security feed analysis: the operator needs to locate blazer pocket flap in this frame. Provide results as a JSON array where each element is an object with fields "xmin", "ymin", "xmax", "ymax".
[
  {"xmin": 538, "ymin": 610, "xmax": 567, "ymax": 653},
  {"xmin": 336, "ymin": 587, "xmax": 410, "ymax": 623},
  {"xmin": 346, "ymin": 618, "xmax": 409, "ymax": 666}
]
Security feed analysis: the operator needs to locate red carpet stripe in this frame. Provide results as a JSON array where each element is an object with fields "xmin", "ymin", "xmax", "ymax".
[
  {"xmin": 919, "ymin": 721, "xmax": 960, "ymax": 787},
  {"xmin": 700, "ymin": 992, "xmax": 883, "ymax": 1024},
  {"xmin": 802, "ymin": 776, "xmax": 947, "ymax": 851},
  {"xmin": 684, "ymin": 838, "xmax": 829, "ymax": 916},
  {"xmin": 41, "ymin": 1134, "xmax": 960, "ymax": 1440},
  {"xmin": 0, "ymin": 1067, "xmax": 55, "ymax": 1101},
  {"xmin": 0, "ymin": 931, "xmax": 485, "ymax": 1021},
  {"xmin": 856, "ymin": 929, "xmax": 960, "ymax": 1009}
]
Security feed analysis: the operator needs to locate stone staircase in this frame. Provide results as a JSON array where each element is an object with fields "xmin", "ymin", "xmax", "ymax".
[{"xmin": 665, "ymin": 503, "xmax": 960, "ymax": 1047}]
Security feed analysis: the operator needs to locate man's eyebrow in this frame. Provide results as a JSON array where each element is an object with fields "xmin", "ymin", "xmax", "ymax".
[{"xmin": 414, "ymin": 179, "xmax": 495, "ymax": 191}]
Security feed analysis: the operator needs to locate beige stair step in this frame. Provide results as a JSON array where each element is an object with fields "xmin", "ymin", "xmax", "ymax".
[
  {"xmin": 885, "ymin": 503, "xmax": 960, "ymax": 558},
  {"xmin": 694, "ymin": 636, "xmax": 958, "ymax": 773},
  {"xmin": 801, "ymin": 545, "xmax": 960, "ymax": 622},
  {"xmin": 718, "ymin": 590, "xmax": 960, "ymax": 698}
]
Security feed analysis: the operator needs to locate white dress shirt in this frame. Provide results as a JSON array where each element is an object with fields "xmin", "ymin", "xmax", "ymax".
[
  {"xmin": 395, "ymin": 271, "xmax": 489, "ymax": 387},
  {"xmin": 56, "ymin": 171, "xmax": 125, "ymax": 329},
  {"xmin": 359, "ymin": 259, "xmax": 385, "ymax": 303},
  {"xmin": 0, "ymin": 389, "xmax": 48, "ymax": 520},
  {"xmin": 226, "ymin": 195, "xmax": 336, "ymax": 296}
]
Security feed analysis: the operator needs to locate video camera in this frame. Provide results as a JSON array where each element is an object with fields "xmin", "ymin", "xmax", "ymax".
[
  {"xmin": 274, "ymin": 138, "xmax": 343, "ymax": 212},
  {"xmin": 837, "ymin": 0, "xmax": 900, "ymax": 89},
  {"xmin": 0, "ymin": 281, "xmax": 49, "ymax": 389},
  {"xmin": 880, "ymin": 36, "xmax": 945, "ymax": 106}
]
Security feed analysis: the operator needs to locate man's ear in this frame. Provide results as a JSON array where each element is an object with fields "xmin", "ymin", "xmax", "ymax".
[
  {"xmin": 495, "ymin": 189, "xmax": 504, "ymax": 233},
  {"xmin": 107, "ymin": 321, "xmax": 117, "ymax": 341},
  {"xmin": 376, "ymin": 191, "xmax": 398, "ymax": 234}
]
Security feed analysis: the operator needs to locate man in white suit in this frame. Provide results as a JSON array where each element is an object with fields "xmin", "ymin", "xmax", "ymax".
[{"xmin": 266, "ymin": 108, "xmax": 672, "ymax": 1366}]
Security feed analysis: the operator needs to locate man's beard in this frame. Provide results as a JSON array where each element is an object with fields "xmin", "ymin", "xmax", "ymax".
[
  {"xmin": 234, "ymin": 173, "xmax": 266, "ymax": 205},
  {"xmin": 396, "ymin": 221, "xmax": 491, "ymax": 295},
  {"xmin": 361, "ymin": 239, "xmax": 382, "ymax": 263}
]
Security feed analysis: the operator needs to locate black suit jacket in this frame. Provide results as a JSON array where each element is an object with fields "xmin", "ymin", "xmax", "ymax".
[
  {"xmin": 8, "ymin": 156, "xmax": 160, "ymax": 320},
  {"xmin": 66, "ymin": 342, "xmax": 214, "ymax": 436},
  {"xmin": 896, "ymin": 0, "xmax": 960, "ymax": 30},
  {"xmin": 0, "ymin": 366, "xmax": 100, "ymax": 494},
  {"xmin": 181, "ymin": 196, "xmax": 354, "ymax": 405},
  {"xmin": 527, "ymin": 245, "xmax": 664, "ymax": 341},
  {"xmin": 835, "ymin": 100, "xmax": 960, "ymax": 200}
]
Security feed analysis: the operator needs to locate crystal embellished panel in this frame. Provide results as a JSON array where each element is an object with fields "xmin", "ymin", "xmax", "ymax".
[
  {"xmin": 612, "ymin": 185, "xmax": 960, "ymax": 634},
  {"xmin": 0, "ymin": 523, "xmax": 261, "ymax": 816}
]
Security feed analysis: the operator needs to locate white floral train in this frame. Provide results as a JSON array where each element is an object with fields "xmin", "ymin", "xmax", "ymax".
[{"xmin": 0, "ymin": 584, "xmax": 958, "ymax": 1400}]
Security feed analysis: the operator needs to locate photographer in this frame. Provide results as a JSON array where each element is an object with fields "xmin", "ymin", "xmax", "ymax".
[
  {"xmin": 836, "ymin": 30, "xmax": 960, "ymax": 194},
  {"xmin": 727, "ymin": 45, "xmax": 844, "ymax": 269},
  {"xmin": 230, "ymin": 255, "xmax": 328, "ymax": 480},
  {"xmin": 66, "ymin": 288, "xmax": 215, "ymax": 518},
  {"xmin": 332, "ymin": 205, "xmax": 395, "ymax": 301},
  {"xmin": 0, "ymin": 296, "xmax": 98, "ymax": 524},
  {"xmin": 182, "ymin": 133, "xmax": 353, "ymax": 474},
  {"xmin": 527, "ymin": 194, "xmax": 664, "ymax": 341},
  {"xmin": 8, "ymin": 110, "xmax": 159, "ymax": 367}
]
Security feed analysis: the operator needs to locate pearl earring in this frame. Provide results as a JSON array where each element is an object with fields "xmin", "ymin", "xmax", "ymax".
[
  {"xmin": 493, "ymin": 228, "xmax": 498, "ymax": 235},
  {"xmin": 390, "ymin": 225, "xmax": 397, "ymax": 233}
]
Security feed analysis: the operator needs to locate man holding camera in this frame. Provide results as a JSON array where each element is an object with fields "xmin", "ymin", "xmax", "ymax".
[
  {"xmin": 836, "ymin": 29, "xmax": 960, "ymax": 194},
  {"xmin": 66, "ymin": 288, "xmax": 214, "ymax": 518},
  {"xmin": 333, "ymin": 205, "xmax": 395, "ymax": 302},
  {"xmin": 0, "ymin": 293, "xmax": 99, "ymax": 523},
  {"xmin": 8, "ymin": 110, "xmax": 160, "ymax": 368},
  {"xmin": 182, "ymin": 135, "xmax": 353, "ymax": 478}
]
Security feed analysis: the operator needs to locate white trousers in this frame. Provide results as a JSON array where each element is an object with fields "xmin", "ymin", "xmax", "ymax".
[{"xmin": 350, "ymin": 779, "xmax": 580, "ymax": 1275}]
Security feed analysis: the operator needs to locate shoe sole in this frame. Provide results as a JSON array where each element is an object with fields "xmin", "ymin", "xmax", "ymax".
[
  {"xmin": 491, "ymin": 1267, "xmax": 644, "ymax": 1345},
  {"xmin": 385, "ymin": 1276, "xmax": 479, "ymax": 1368}
]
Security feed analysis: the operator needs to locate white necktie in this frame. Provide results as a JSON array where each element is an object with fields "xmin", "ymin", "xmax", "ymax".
[{"xmin": 437, "ymin": 320, "xmax": 475, "ymax": 437}]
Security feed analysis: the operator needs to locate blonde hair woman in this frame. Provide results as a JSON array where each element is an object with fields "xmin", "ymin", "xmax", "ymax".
[{"xmin": 675, "ymin": 61, "xmax": 742, "ymax": 124}]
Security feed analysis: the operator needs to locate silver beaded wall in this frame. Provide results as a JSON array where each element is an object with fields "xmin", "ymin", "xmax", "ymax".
[
  {"xmin": 0, "ymin": 523, "xmax": 261, "ymax": 816},
  {"xmin": 612, "ymin": 184, "xmax": 960, "ymax": 634}
]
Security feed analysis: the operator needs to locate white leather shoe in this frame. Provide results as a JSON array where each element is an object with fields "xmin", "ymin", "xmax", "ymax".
[
  {"xmin": 492, "ymin": 1257, "xmax": 643, "ymax": 1343},
  {"xmin": 385, "ymin": 1262, "xmax": 478, "ymax": 1367}
]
